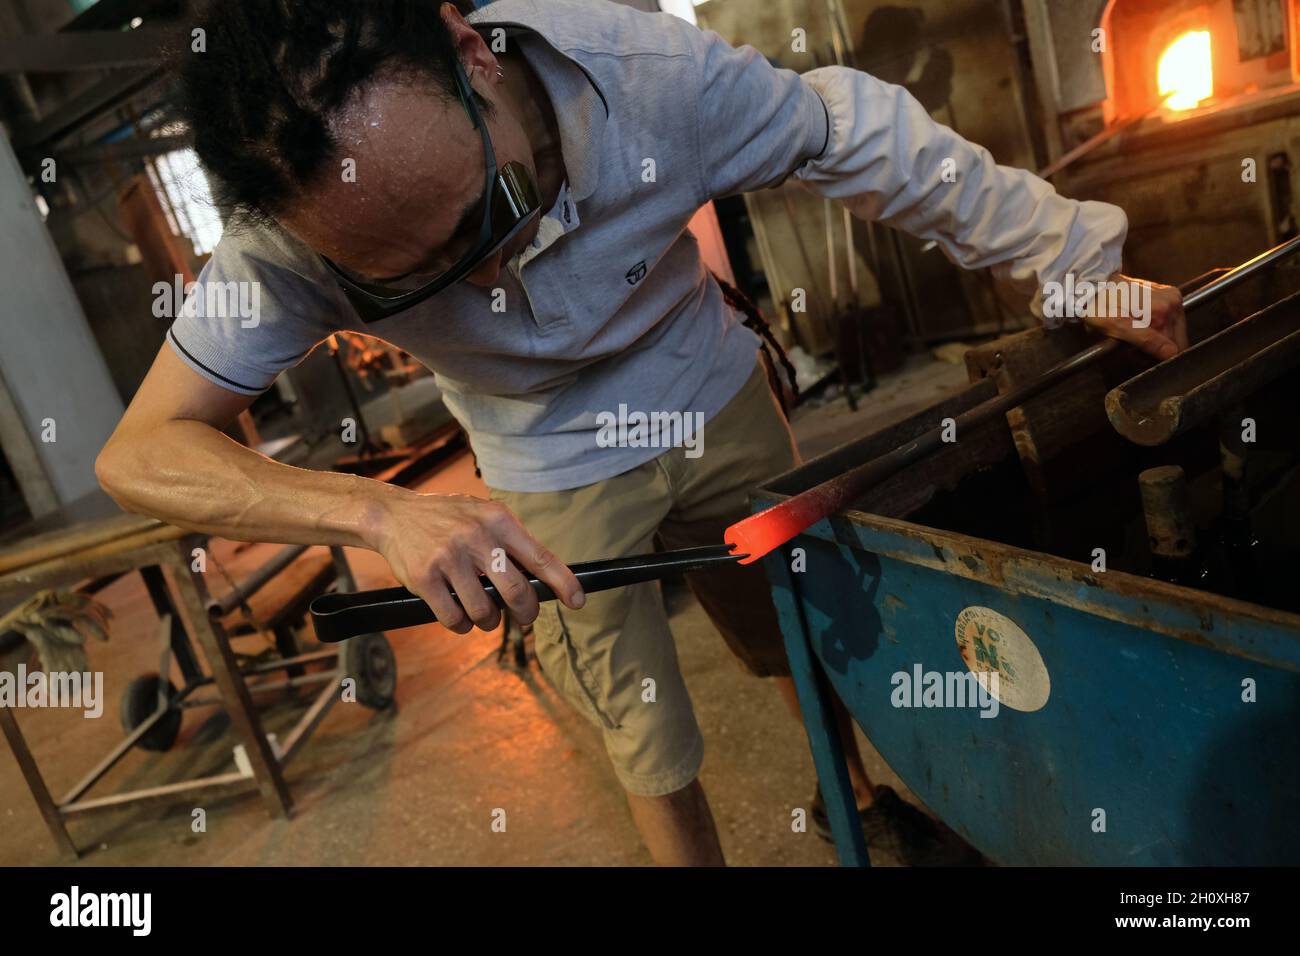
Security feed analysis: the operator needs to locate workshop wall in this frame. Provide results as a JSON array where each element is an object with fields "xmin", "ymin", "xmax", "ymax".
[{"xmin": 698, "ymin": 0, "xmax": 1046, "ymax": 350}]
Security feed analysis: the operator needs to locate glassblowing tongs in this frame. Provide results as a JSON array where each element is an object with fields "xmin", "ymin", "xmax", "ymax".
[{"xmin": 310, "ymin": 544, "xmax": 745, "ymax": 643}]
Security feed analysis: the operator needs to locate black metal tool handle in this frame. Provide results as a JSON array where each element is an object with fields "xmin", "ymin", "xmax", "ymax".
[{"xmin": 310, "ymin": 544, "xmax": 744, "ymax": 643}]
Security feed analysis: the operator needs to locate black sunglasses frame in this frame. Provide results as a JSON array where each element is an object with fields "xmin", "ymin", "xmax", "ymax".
[{"xmin": 319, "ymin": 46, "xmax": 542, "ymax": 324}]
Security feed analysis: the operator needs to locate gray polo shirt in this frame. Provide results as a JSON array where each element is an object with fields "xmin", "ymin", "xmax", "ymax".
[{"xmin": 168, "ymin": 0, "xmax": 1127, "ymax": 492}]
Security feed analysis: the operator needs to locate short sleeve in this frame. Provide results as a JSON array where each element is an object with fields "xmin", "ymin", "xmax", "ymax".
[{"xmin": 165, "ymin": 225, "xmax": 344, "ymax": 395}]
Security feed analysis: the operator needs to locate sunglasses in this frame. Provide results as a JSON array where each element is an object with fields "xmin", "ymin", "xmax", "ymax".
[{"xmin": 320, "ymin": 46, "xmax": 543, "ymax": 324}]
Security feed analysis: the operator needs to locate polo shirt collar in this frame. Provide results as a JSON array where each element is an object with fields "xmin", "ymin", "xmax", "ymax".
[{"xmin": 467, "ymin": 12, "xmax": 609, "ymax": 204}]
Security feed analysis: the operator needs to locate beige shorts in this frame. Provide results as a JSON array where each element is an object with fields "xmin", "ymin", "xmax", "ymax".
[{"xmin": 489, "ymin": 356, "xmax": 799, "ymax": 796}]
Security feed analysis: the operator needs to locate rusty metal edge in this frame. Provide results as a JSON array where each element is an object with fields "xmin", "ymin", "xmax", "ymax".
[
  {"xmin": 752, "ymin": 487, "xmax": 1300, "ymax": 673},
  {"xmin": 1105, "ymin": 291, "xmax": 1300, "ymax": 446}
]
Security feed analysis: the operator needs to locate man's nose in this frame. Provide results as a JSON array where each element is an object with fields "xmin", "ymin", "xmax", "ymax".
[{"xmin": 465, "ymin": 252, "xmax": 503, "ymax": 288}]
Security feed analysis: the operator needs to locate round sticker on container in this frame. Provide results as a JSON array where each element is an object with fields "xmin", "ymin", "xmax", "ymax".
[{"xmin": 954, "ymin": 606, "xmax": 1050, "ymax": 712}]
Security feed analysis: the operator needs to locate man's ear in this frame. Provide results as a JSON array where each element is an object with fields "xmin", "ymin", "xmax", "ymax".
[{"xmin": 440, "ymin": 1, "xmax": 497, "ymax": 82}]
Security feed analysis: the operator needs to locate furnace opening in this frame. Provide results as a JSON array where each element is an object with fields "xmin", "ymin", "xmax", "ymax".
[
  {"xmin": 1157, "ymin": 29, "xmax": 1214, "ymax": 110},
  {"xmin": 1100, "ymin": 0, "xmax": 1298, "ymax": 122}
]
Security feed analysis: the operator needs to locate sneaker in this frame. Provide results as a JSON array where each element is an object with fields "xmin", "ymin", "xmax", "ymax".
[{"xmin": 810, "ymin": 784, "xmax": 985, "ymax": 866}]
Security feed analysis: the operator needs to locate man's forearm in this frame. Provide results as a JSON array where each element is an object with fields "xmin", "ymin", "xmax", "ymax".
[
  {"xmin": 97, "ymin": 420, "xmax": 397, "ymax": 549},
  {"xmin": 792, "ymin": 65, "xmax": 1128, "ymax": 318},
  {"xmin": 97, "ymin": 410, "xmax": 586, "ymax": 634}
]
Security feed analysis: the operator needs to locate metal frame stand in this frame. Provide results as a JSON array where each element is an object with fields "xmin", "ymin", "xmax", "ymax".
[{"xmin": 1, "ymin": 537, "xmax": 362, "ymax": 859}]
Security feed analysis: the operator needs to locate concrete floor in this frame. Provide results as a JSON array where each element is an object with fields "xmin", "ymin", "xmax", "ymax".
[{"xmin": 0, "ymin": 355, "xmax": 969, "ymax": 867}]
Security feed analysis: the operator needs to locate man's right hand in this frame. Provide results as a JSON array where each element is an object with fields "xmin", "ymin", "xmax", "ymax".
[
  {"xmin": 98, "ymin": 346, "xmax": 583, "ymax": 637},
  {"xmin": 365, "ymin": 492, "xmax": 585, "ymax": 633}
]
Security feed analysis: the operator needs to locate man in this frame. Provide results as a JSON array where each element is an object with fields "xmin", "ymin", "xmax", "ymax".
[{"xmin": 96, "ymin": 0, "xmax": 1185, "ymax": 866}]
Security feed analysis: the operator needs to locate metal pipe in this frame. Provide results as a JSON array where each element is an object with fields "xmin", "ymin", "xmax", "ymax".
[
  {"xmin": 206, "ymin": 543, "xmax": 310, "ymax": 618},
  {"xmin": 1037, "ymin": 110, "xmax": 1148, "ymax": 180}
]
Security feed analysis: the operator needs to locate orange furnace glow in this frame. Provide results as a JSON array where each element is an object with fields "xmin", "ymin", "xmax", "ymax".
[{"xmin": 1158, "ymin": 30, "xmax": 1213, "ymax": 111}]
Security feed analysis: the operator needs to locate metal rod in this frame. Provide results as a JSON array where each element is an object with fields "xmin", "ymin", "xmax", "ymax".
[
  {"xmin": 727, "ymin": 339, "xmax": 1114, "ymax": 562},
  {"xmin": 278, "ymin": 678, "xmax": 343, "ymax": 766},
  {"xmin": 60, "ymin": 772, "xmax": 255, "ymax": 818},
  {"xmin": 726, "ymin": 234, "xmax": 1300, "ymax": 564},
  {"xmin": 1037, "ymin": 109, "xmax": 1150, "ymax": 180},
  {"xmin": 843, "ymin": 205, "xmax": 859, "ymax": 302},
  {"xmin": 825, "ymin": 197, "xmax": 839, "ymax": 308},
  {"xmin": 309, "ymin": 545, "xmax": 745, "ymax": 643},
  {"xmin": 1182, "ymin": 233, "xmax": 1300, "ymax": 310},
  {"xmin": 206, "ymin": 543, "xmax": 310, "ymax": 618},
  {"xmin": 240, "ymin": 648, "xmax": 338, "ymax": 676},
  {"xmin": 243, "ymin": 670, "xmax": 339, "ymax": 694},
  {"xmin": 59, "ymin": 669, "xmax": 197, "ymax": 807},
  {"xmin": 58, "ymin": 705, "xmax": 172, "ymax": 806}
]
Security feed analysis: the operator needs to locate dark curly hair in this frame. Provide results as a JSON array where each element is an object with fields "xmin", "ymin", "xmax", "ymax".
[{"xmin": 177, "ymin": 0, "xmax": 480, "ymax": 223}]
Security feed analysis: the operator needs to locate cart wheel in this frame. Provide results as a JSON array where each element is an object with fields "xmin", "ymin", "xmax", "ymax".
[
  {"xmin": 345, "ymin": 633, "xmax": 396, "ymax": 710},
  {"xmin": 120, "ymin": 673, "xmax": 182, "ymax": 752}
]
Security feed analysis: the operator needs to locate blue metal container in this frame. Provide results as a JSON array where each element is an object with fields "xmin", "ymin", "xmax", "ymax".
[{"xmin": 758, "ymin": 409, "xmax": 1300, "ymax": 867}]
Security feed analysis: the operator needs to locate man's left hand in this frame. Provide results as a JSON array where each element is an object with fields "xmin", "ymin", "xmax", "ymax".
[{"xmin": 1082, "ymin": 273, "xmax": 1187, "ymax": 361}]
